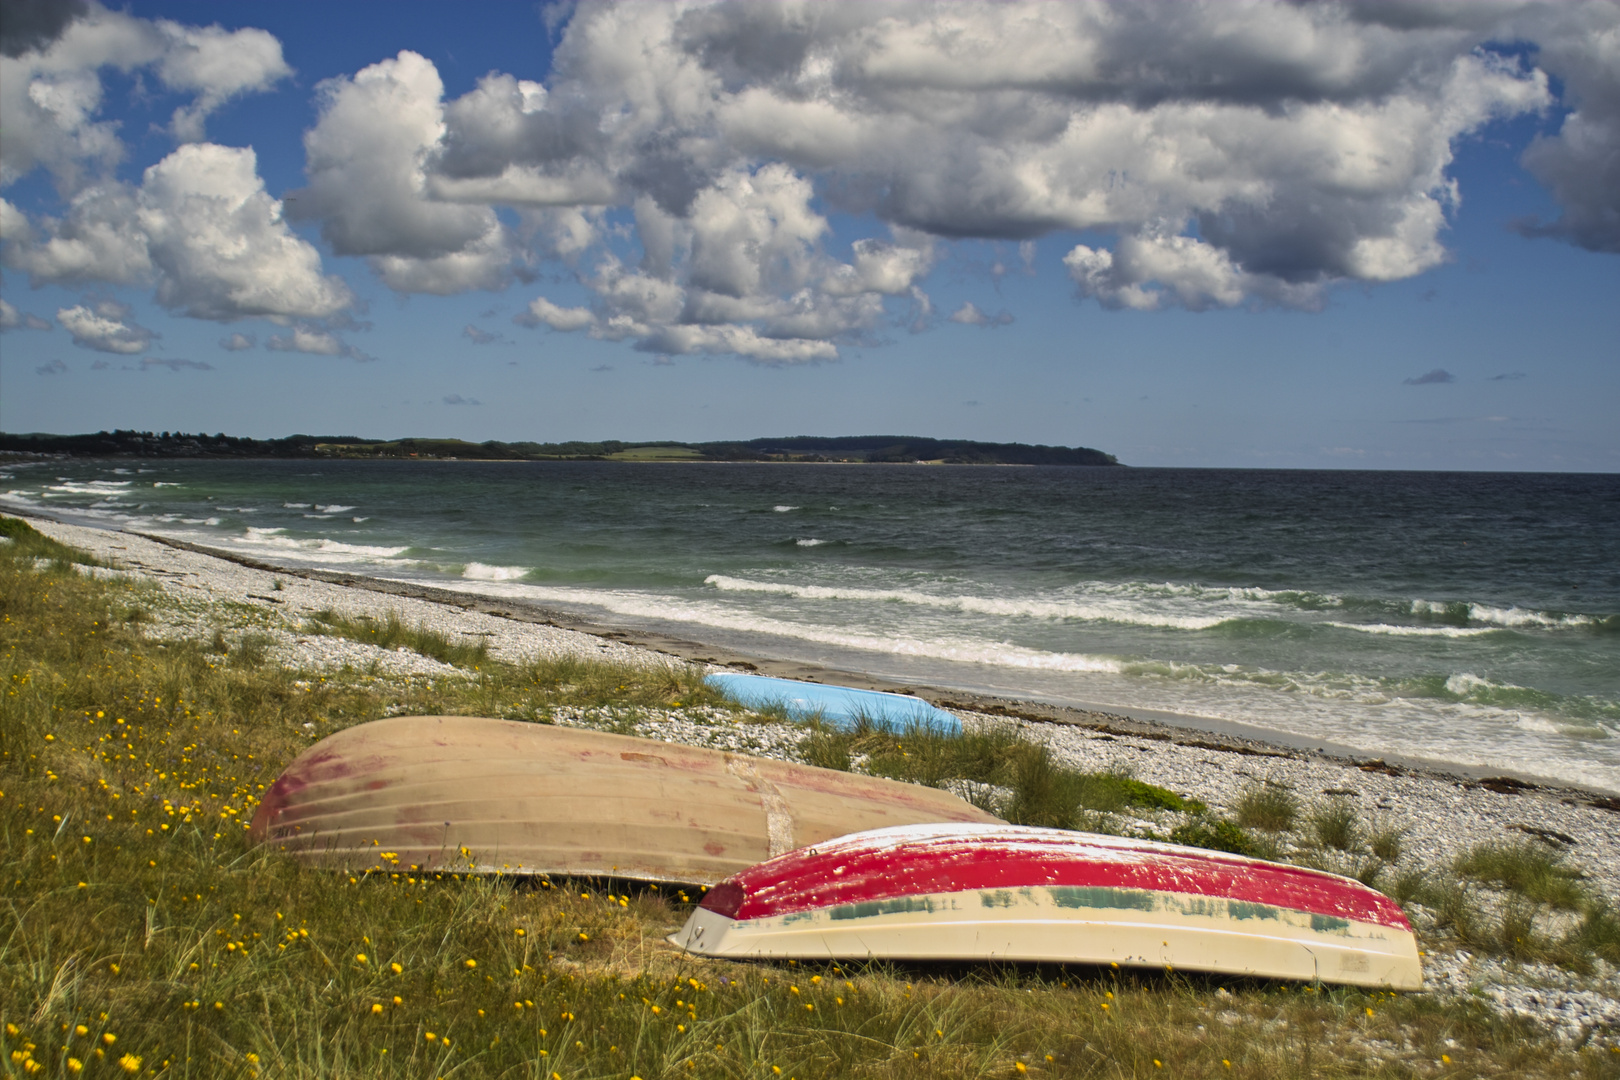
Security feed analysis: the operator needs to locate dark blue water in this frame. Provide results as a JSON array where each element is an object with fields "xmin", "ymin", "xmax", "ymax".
[{"xmin": 7, "ymin": 459, "xmax": 1616, "ymax": 789}]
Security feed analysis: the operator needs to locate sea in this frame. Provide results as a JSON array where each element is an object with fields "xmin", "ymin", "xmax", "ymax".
[{"xmin": 5, "ymin": 458, "xmax": 1616, "ymax": 793}]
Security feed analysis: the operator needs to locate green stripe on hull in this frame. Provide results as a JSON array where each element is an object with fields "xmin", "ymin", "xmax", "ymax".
[{"xmin": 815, "ymin": 885, "xmax": 1364, "ymax": 940}]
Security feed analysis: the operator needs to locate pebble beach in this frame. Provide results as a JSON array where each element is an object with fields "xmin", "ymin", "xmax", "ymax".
[{"xmin": 15, "ymin": 511, "xmax": 1620, "ymax": 1040}]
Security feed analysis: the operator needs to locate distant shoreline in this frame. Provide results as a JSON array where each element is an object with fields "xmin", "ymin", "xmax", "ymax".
[{"xmin": 0, "ymin": 430, "xmax": 1123, "ymax": 467}]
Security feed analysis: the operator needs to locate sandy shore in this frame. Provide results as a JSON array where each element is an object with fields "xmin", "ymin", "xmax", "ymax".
[{"xmin": 13, "ymin": 510, "xmax": 1620, "ymax": 1037}]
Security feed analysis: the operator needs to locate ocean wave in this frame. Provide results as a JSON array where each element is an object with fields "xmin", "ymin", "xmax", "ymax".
[
  {"xmin": 152, "ymin": 482, "xmax": 183, "ymax": 488},
  {"xmin": 703, "ymin": 574, "xmax": 1231, "ymax": 629},
  {"xmin": 227, "ymin": 533, "xmax": 409, "ymax": 559},
  {"xmin": 1325, "ymin": 622, "xmax": 1499, "ymax": 638},
  {"xmin": 424, "ymin": 578, "xmax": 1127, "ymax": 673},
  {"xmin": 317, "ymin": 504, "xmax": 356, "ymax": 513},
  {"xmin": 45, "ymin": 481, "xmax": 132, "ymax": 495},
  {"xmin": 795, "ymin": 538, "xmax": 828, "ymax": 547},
  {"xmin": 283, "ymin": 502, "xmax": 310, "ymax": 509},
  {"xmin": 463, "ymin": 562, "xmax": 532, "ymax": 581},
  {"xmin": 773, "ymin": 505, "xmax": 800, "ymax": 512},
  {"xmin": 1410, "ymin": 598, "xmax": 1600, "ymax": 630}
]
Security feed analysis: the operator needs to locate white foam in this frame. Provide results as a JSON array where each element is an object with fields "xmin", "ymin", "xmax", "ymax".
[
  {"xmin": 1446, "ymin": 673, "xmax": 1487, "ymax": 696},
  {"xmin": 703, "ymin": 574, "xmax": 1230, "ymax": 630},
  {"xmin": 317, "ymin": 504, "xmax": 355, "ymax": 513},
  {"xmin": 463, "ymin": 562, "xmax": 531, "ymax": 581},
  {"xmin": 1411, "ymin": 597, "xmax": 1593, "ymax": 630},
  {"xmin": 773, "ymin": 505, "xmax": 800, "ymax": 512},
  {"xmin": 1327, "ymin": 622, "xmax": 1497, "ymax": 638},
  {"xmin": 1468, "ymin": 604, "xmax": 1594, "ymax": 629},
  {"xmin": 796, "ymin": 538, "xmax": 827, "ymax": 547},
  {"xmin": 421, "ymin": 578, "xmax": 1127, "ymax": 674},
  {"xmin": 227, "ymin": 533, "xmax": 409, "ymax": 560},
  {"xmin": 283, "ymin": 502, "xmax": 310, "ymax": 509},
  {"xmin": 45, "ymin": 481, "xmax": 132, "ymax": 496}
]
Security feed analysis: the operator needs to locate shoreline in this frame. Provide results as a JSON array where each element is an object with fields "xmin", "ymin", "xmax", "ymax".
[{"xmin": 62, "ymin": 514, "xmax": 1620, "ymax": 807}]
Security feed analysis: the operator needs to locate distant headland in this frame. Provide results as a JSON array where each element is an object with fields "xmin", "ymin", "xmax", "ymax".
[{"xmin": 0, "ymin": 430, "xmax": 1121, "ymax": 467}]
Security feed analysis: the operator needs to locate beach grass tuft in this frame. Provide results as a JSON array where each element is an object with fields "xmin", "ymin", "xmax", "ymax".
[
  {"xmin": 306, "ymin": 608, "xmax": 492, "ymax": 668},
  {"xmin": 1307, "ymin": 797, "xmax": 1364, "ymax": 853},
  {"xmin": 2, "ymin": 515, "xmax": 1617, "ymax": 1076},
  {"xmin": 813, "ymin": 723, "xmax": 1202, "ymax": 831},
  {"xmin": 1168, "ymin": 818, "xmax": 1258, "ymax": 857},
  {"xmin": 1231, "ymin": 780, "xmax": 1300, "ymax": 832},
  {"xmin": 1454, "ymin": 840, "xmax": 1587, "ymax": 911}
]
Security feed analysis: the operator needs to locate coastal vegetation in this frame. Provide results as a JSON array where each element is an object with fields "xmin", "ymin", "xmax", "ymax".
[
  {"xmin": 0, "ymin": 430, "xmax": 1121, "ymax": 466},
  {"xmin": 2, "ymin": 517, "xmax": 1617, "ymax": 1077}
]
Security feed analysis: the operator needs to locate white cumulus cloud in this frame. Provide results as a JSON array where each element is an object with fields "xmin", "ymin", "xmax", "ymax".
[
  {"xmin": 265, "ymin": 324, "xmax": 378, "ymax": 363},
  {"xmin": 387, "ymin": 1, "xmax": 1598, "ymax": 355},
  {"xmin": 56, "ymin": 299, "xmax": 154, "ymax": 353},
  {"xmin": 0, "ymin": 5, "xmax": 291, "ymax": 189},
  {"xmin": 4, "ymin": 144, "xmax": 352, "ymax": 321},
  {"xmin": 288, "ymin": 50, "xmax": 514, "ymax": 294}
]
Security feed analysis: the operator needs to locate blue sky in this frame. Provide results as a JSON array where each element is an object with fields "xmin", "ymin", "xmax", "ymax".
[{"xmin": 2, "ymin": 1, "xmax": 1616, "ymax": 469}]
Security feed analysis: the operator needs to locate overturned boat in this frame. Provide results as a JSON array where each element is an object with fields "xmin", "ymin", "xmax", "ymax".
[
  {"xmin": 703, "ymin": 672, "xmax": 961, "ymax": 735},
  {"xmin": 249, "ymin": 716, "xmax": 999, "ymax": 884},
  {"xmin": 671, "ymin": 823, "xmax": 1422, "ymax": 988}
]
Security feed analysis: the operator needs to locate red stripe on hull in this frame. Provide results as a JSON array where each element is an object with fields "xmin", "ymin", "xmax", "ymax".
[{"xmin": 701, "ymin": 825, "xmax": 1410, "ymax": 930}]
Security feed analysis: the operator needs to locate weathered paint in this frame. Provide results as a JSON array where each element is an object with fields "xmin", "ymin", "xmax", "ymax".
[
  {"xmin": 248, "ymin": 716, "xmax": 999, "ymax": 884},
  {"xmin": 1049, "ymin": 886, "xmax": 1159, "ymax": 913},
  {"xmin": 699, "ymin": 823, "xmax": 1411, "ymax": 930},
  {"xmin": 671, "ymin": 824, "xmax": 1423, "ymax": 989}
]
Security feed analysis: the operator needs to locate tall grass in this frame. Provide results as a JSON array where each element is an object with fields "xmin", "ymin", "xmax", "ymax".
[
  {"xmin": 2, "ymin": 517, "xmax": 1616, "ymax": 1077},
  {"xmin": 1231, "ymin": 780, "xmax": 1299, "ymax": 832},
  {"xmin": 305, "ymin": 609, "xmax": 491, "ymax": 668},
  {"xmin": 800, "ymin": 720, "xmax": 1206, "ymax": 830}
]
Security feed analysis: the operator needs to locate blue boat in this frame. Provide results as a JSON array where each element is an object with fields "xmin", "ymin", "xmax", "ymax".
[{"xmin": 703, "ymin": 672, "xmax": 962, "ymax": 735}]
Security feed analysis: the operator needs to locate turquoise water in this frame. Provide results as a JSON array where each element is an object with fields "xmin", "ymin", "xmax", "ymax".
[{"xmin": 6, "ymin": 458, "xmax": 1617, "ymax": 790}]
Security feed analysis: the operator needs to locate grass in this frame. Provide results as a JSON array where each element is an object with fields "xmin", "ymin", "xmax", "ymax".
[
  {"xmin": 1307, "ymin": 798, "xmax": 1364, "ymax": 853},
  {"xmin": 798, "ymin": 720, "xmax": 1205, "ymax": 830},
  {"xmin": 3, "ymin": 517, "xmax": 1620, "ymax": 1077},
  {"xmin": 305, "ymin": 609, "xmax": 492, "ymax": 669},
  {"xmin": 1231, "ymin": 781, "xmax": 1299, "ymax": 832},
  {"xmin": 1454, "ymin": 840, "xmax": 1587, "ymax": 911}
]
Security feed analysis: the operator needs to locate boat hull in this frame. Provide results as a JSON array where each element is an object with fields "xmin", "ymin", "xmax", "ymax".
[
  {"xmin": 249, "ymin": 716, "xmax": 1000, "ymax": 884},
  {"xmin": 703, "ymin": 673, "xmax": 961, "ymax": 734},
  {"xmin": 670, "ymin": 824, "xmax": 1422, "ymax": 988}
]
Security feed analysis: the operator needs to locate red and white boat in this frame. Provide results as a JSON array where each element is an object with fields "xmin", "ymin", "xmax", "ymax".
[{"xmin": 670, "ymin": 823, "xmax": 1422, "ymax": 988}]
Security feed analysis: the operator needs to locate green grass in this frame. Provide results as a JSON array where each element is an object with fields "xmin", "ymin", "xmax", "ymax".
[
  {"xmin": 802, "ymin": 721, "xmax": 1203, "ymax": 830},
  {"xmin": 305, "ymin": 609, "xmax": 492, "ymax": 668},
  {"xmin": 1307, "ymin": 798, "xmax": 1364, "ymax": 853},
  {"xmin": 1231, "ymin": 781, "xmax": 1300, "ymax": 832},
  {"xmin": 1454, "ymin": 841, "xmax": 1587, "ymax": 910},
  {"xmin": 4, "ymin": 516, "xmax": 1620, "ymax": 1077},
  {"xmin": 1168, "ymin": 818, "xmax": 1259, "ymax": 857}
]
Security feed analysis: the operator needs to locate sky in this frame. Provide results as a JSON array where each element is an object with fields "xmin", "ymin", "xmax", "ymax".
[{"xmin": 1, "ymin": 0, "xmax": 1616, "ymax": 470}]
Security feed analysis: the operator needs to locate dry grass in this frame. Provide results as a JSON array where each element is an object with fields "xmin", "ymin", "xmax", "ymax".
[{"xmin": 3, "ymin": 517, "xmax": 1618, "ymax": 1078}]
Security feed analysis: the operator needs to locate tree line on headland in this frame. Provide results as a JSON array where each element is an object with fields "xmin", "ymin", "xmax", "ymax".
[{"xmin": 0, "ymin": 430, "xmax": 1121, "ymax": 466}]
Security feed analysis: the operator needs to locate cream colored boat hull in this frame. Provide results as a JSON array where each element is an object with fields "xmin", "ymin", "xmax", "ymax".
[{"xmin": 249, "ymin": 716, "xmax": 1000, "ymax": 884}]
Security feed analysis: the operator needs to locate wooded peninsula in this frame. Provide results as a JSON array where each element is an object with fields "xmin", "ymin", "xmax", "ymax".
[{"xmin": 0, "ymin": 430, "xmax": 1121, "ymax": 466}]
